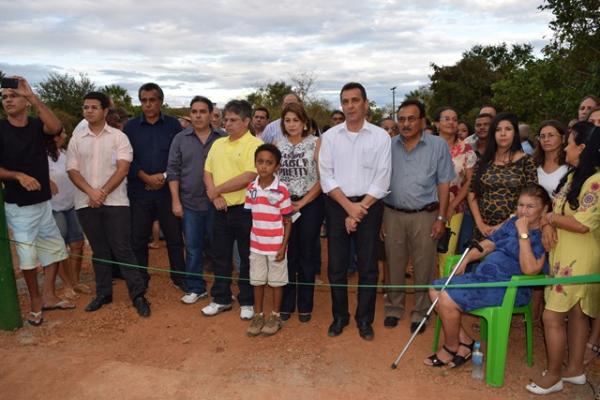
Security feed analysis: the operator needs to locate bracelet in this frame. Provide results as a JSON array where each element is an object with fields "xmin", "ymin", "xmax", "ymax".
[
  {"xmin": 436, "ymin": 215, "xmax": 448, "ymax": 223},
  {"xmin": 548, "ymin": 213, "xmax": 556, "ymax": 228}
]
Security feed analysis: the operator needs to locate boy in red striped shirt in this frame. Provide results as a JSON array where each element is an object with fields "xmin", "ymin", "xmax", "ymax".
[{"xmin": 244, "ymin": 144, "xmax": 293, "ymax": 336}]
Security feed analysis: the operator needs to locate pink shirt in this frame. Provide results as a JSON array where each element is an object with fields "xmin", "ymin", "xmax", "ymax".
[
  {"xmin": 66, "ymin": 124, "xmax": 133, "ymax": 210},
  {"xmin": 244, "ymin": 176, "xmax": 294, "ymax": 255}
]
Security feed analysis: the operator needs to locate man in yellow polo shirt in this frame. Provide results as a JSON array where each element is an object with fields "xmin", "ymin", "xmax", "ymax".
[{"xmin": 202, "ymin": 99, "xmax": 262, "ymax": 318}]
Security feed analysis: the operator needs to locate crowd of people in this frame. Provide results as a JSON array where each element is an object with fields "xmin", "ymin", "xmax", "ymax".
[{"xmin": 1, "ymin": 76, "xmax": 599, "ymax": 395}]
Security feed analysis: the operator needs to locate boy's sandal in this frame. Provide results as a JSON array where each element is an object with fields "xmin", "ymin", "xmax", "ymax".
[
  {"xmin": 27, "ymin": 311, "xmax": 43, "ymax": 327},
  {"xmin": 451, "ymin": 341, "xmax": 474, "ymax": 368},
  {"xmin": 425, "ymin": 345, "xmax": 457, "ymax": 367}
]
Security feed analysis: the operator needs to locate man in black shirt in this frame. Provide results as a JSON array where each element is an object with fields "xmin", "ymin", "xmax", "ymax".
[{"xmin": 0, "ymin": 76, "xmax": 72, "ymax": 326}]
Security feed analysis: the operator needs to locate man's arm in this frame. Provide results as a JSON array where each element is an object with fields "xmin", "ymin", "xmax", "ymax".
[
  {"xmin": 432, "ymin": 182, "xmax": 450, "ymax": 239},
  {"xmin": 14, "ymin": 77, "xmax": 62, "ymax": 135},
  {"xmin": 168, "ymin": 180, "xmax": 183, "ymax": 217},
  {"xmin": 67, "ymin": 169, "xmax": 105, "ymax": 207},
  {"xmin": 204, "ymin": 170, "xmax": 228, "ymax": 210},
  {"xmin": 213, "ymin": 172, "xmax": 257, "ymax": 198},
  {"xmin": 101, "ymin": 160, "xmax": 130, "ymax": 195},
  {"xmin": 0, "ymin": 168, "xmax": 41, "ymax": 191}
]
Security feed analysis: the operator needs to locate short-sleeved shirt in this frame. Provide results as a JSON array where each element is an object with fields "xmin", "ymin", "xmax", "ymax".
[
  {"xmin": 166, "ymin": 128, "xmax": 225, "ymax": 211},
  {"xmin": 48, "ymin": 151, "xmax": 77, "ymax": 211},
  {"xmin": 204, "ymin": 131, "xmax": 262, "ymax": 206},
  {"xmin": 123, "ymin": 113, "xmax": 182, "ymax": 200},
  {"xmin": 385, "ymin": 132, "xmax": 455, "ymax": 210},
  {"xmin": 66, "ymin": 124, "xmax": 133, "ymax": 210},
  {"xmin": 277, "ymin": 135, "xmax": 319, "ymax": 197},
  {"xmin": 0, "ymin": 117, "xmax": 52, "ymax": 206},
  {"xmin": 244, "ymin": 176, "xmax": 294, "ymax": 255}
]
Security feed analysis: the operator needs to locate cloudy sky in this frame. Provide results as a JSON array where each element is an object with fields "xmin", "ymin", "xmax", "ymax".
[{"xmin": 0, "ymin": 0, "xmax": 553, "ymax": 109}]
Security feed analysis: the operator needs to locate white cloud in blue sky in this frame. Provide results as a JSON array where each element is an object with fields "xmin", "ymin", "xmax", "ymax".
[{"xmin": 0, "ymin": 0, "xmax": 552, "ymax": 109}]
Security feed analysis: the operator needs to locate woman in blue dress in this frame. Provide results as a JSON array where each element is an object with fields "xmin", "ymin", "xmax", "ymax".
[{"xmin": 424, "ymin": 183, "xmax": 550, "ymax": 367}]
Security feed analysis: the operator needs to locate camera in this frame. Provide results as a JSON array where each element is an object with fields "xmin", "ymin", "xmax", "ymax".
[{"xmin": 1, "ymin": 78, "xmax": 19, "ymax": 89}]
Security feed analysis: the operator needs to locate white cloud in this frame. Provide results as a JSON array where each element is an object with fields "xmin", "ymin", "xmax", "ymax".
[{"xmin": 0, "ymin": 0, "xmax": 553, "ymax": 107}]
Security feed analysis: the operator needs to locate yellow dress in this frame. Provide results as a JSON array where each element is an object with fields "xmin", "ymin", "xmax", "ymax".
[{"xmin": 545, "ymin": 171, "xmax": 600, "ymax": 317}]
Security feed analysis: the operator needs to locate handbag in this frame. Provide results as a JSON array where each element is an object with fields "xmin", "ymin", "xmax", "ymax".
[{"xmin": 436, "ymin": 226, "xmax": 454, "ymax": 253}]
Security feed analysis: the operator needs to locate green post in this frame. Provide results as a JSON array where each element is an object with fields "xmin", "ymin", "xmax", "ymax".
[{"xmin": 0, "ymin": 190, "xmax": 22, "ymax": 330}]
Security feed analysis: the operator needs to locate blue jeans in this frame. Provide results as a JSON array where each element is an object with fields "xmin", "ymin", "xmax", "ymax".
[{"xmin": 182, "ymin": 208, "xmax": 213, "ymax": 294}]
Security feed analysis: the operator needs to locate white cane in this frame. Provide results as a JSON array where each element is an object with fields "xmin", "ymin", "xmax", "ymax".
[{"xmin": 390, "ymin": 239, "xmax": 484, "ymax": 369}]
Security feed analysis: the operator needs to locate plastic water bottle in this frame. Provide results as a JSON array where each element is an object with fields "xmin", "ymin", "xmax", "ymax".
[{"xmin": 471, "ymin": 341, "xmax": 484, "ymax": 380}]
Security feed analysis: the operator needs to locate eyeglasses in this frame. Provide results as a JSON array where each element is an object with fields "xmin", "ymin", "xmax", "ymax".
[{"xmin": 398, "ymin": 116, "xmax": 419, "ymax": 124}]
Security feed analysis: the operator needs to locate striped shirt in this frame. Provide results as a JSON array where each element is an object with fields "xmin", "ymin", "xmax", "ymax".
[{"xmin": 244, "ymin": 176, "xmax": 294, "ymax": 255}]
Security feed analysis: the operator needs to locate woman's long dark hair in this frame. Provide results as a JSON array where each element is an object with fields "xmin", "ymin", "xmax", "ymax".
[
  {"xmin": 472, "ymin": 112, "xmax": 523, "ymax": 197},
  {"xmin": 555, "ymin": 122, "xmax": 600, "ymax": 210},
  {"xmin": 44, "ymin": 132, "xmax": 60, "ymax": 162}
]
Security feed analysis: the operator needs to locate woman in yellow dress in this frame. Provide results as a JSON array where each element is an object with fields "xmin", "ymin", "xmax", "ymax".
[{"xmin": 526, "ymin": 122, "xmax": 600, "ymax": 395}]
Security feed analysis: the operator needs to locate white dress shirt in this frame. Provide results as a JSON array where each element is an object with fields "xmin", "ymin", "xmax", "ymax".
[
  {"xmin": 319, "ymin": 120, "xmax": 391, "ymax": 199},
  {"xmin": 66, "ymin": 124, "xmax": 133, "ymax": 210}
]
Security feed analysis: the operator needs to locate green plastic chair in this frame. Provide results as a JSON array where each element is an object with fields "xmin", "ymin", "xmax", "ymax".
[{"xmin": 431, "ymin": 254, "xmax": 543, "ymax": 387}]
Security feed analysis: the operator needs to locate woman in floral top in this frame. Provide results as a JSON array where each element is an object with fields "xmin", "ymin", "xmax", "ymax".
[
  {"xmin": 434, "ymin": 107, "xmax": 476, "ymax": 262},
  {"xmin": 527, "ymin": 122, "xmax": 600, "ymax": 395},
  {"xmin": 275, "ymin": 102, "xmax": 323, "ymax": 323}
]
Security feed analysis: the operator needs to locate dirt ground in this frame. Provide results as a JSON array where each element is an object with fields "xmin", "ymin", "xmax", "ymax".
[{"xmin": 0, "ymin": 239, "xmax": 598, "ymax": 400}]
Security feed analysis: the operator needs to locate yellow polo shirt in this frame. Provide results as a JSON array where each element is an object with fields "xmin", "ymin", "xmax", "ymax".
[{"xmin": 204, "ymin": 131, "xmax": 261, "ymax": 206}]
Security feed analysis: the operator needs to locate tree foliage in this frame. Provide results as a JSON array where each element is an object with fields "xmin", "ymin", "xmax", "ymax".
[
  {"xmin": 427, "ymin": 43, "xmax": 534, "ymax": 120},
  {"xmin": 37, "ymin": 73, "xmax": 96, "ymax": 118},
  {"xmin": 101, "ymin": 84, "xmax": 133, "ymax": 111}
]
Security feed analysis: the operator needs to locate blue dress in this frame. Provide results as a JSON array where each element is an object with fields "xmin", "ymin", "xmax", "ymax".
[{"xmin": 434, "ymin": 217, "xmax": 547, "ymax": 312}]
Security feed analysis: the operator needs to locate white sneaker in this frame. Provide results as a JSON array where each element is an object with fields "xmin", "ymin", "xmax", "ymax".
[
  {"xmin": 180, "ymin": 292, "xmax": 208, "ymax": 304},
  {"xmin": 240, "ymin": 305, "xmax": 255, "ymax": 320},
  {"xmin": 201, "ymin": 302, "xmax": 232, "ymax": 316}
]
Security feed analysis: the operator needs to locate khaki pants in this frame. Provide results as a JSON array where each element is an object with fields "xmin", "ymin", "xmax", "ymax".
[{"xmin": 383, "ymin": 206, "xmax": 437, "ymax": 322}]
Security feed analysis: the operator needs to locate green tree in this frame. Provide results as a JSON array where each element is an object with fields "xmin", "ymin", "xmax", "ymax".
[
  {"xmin": 246, "ymin": 81, "xmax": 294, "ymax": 120},
  {"xmin": 101, "ymin": 84, "xmax": 133, "ymax": 111},
  {"xmin": 428, "ymin": 43, "xmax": 534, "ymax": 120},
  {"xmin": 37, "ymin": 73, "xmax": 96, "ymax": 118}
]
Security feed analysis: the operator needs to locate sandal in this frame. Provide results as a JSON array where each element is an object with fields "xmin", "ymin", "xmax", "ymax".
[
  {"xmin": 585, "ymin": 342, "xmax": 600, "ymax": 365},
  {"xmin": 42, "ymin": 299, "xmax": 76, "ymax": 311},
  {"xmin": 27, "ymin": 311, "xmax": 43, "ymax": 327},
  {"xmin": 424, "ymin": 345, "xmax": 457, "ymax": 367},
  {"xmin": 451, "ymin": 341, "xmax": 474, "ymax": 368}
]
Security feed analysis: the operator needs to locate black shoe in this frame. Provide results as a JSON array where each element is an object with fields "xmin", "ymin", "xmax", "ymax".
[
  {"xmin": 384, "ymin": 316, "xmax": 399, "ymax": 328},
  {"xmin": 358, "ymin": 322, "xmax": 374, "ymax": 341},
  {"xmin": 133, "ymin": 296, "xmax": 151, "ymax": 317},
  {"xmin": 328, "ymin": 318, "xmax": 349, "ymax": 337},
  {"xmin": 410, "ymin": 322, "xmax": 426, "ymax": 334},
  {"xmin": 85, "ymin": 295, "xmax": 112, "ymax": 312},
  {"xmin": 298, "ymin": 313, "xmax": 311, "ymax": 323},
  {"xmin": 280, "ymin": 312, "xmax": 291, "ymax": 321}
]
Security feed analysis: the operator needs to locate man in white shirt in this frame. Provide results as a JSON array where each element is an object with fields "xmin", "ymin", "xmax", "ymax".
[
  {"xmin": 319, "ymin": 82, "xmax": 391, "ymax": 341},
  {"xmin": 67, "ymin": 91, "xmax": 150, "ymax": 317}
]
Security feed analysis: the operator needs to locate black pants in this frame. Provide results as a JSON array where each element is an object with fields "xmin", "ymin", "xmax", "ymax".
[
  {"xmin": 77, "ymin": 206, "xmax": 145, "ymax": 300},
  {"xmin": 325, "ymin": 196, "xmax": 382, "ymax": 325},
  {"xmin": 130, "ymin": 196, "xmax": 185, "ymax": 287},
  {"xmin": 281, "ymin": 195, "xmax": 324, "ymax": 314},
  {"xmin": 210, "ymin": 205, "xmax": 253, "ymax": 306}
]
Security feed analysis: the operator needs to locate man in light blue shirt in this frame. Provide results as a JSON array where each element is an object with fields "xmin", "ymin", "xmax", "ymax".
[{"xmin": 382, "ymin": 99, "xmax": 455, "ymax": 334}]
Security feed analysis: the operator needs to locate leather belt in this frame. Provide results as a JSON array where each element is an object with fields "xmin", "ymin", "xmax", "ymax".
[
  {"xmin": 347, "ymin": 195, "xmax": 366, "ymax": 202},
  {"xmin": 384, "ymin": 202, "xmax": 439, "ymax": 213}
]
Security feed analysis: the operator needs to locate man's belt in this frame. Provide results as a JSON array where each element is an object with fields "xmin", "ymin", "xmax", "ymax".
[{"xmin": 384, "ymin": 202, "xmax": 439, "ymax": 213}]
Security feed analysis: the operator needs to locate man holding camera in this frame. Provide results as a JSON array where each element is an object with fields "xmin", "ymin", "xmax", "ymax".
[{"xmin": 0, "ymin": 76, "xmax": 71, "ymax": 326}]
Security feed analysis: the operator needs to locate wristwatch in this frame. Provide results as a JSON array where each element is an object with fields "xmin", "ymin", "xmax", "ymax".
[
  {"xmin": 519, "ymin": 232, "xmax": 529, "ymax": 240},
  {"xmin": 436, "ymin": 215, "xmax": 448, "ymax": 223}
]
